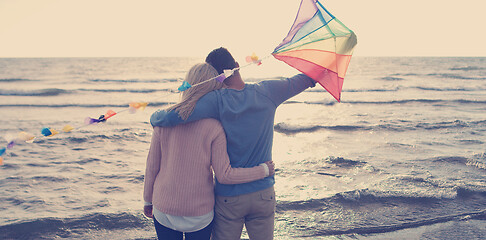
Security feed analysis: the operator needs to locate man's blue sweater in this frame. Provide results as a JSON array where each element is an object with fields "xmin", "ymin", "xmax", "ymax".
[{"xmin": 150, "ymin": 74, "xmax": 316, "ymax": 196}]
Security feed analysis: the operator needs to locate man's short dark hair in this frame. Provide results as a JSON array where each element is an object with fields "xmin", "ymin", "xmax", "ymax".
[{"xmin": 205, "ymin": 47, "xmax": 237, "ymax": 74}]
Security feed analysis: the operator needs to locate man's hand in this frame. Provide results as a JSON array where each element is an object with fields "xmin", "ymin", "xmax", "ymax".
[
  {"xmin": 144, "ymin": 205, "xmax": 153, "ymax": 218},
  {"xmin": 265, "ymin": 161, "xmax": 275, "ymax": 176}
]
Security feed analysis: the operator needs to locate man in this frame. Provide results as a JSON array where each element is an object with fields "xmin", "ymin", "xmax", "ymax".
[{"xmin": 151, "ymin": 47, "xmax": 315, "ymax": 240}]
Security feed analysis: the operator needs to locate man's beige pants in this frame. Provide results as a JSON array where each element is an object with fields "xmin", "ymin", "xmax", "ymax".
[{"xmin": 212, "ymin": 186, "xmax": 276, "ymax": 240}]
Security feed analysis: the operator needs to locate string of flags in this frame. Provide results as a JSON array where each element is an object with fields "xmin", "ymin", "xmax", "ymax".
[
  {"xmin": 0, "ymin": 102, "xmax": 149, "ymax": 165},
  {"xmin": 0, "ymin": 53, "xmax": 264, "ymax": 165}
]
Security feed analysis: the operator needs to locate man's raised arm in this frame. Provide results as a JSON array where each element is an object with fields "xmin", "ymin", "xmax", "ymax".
[
  {"xmin": 150, "ymin": 91, "xmax": 220, "ymax": 127},
  {"xmin": 258, "ymin": 74, "xmax": 316, "ymax": 106}
]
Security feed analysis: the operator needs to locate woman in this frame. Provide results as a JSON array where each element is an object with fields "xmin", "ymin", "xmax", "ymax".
[{"xmin": 143, "ymin": 63, "xmax": 274, "ymax": 240}]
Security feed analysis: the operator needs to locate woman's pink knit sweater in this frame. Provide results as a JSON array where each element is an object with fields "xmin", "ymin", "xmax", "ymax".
[{"xmin": 143, "ymin": 118, "xmax": 266, "ymax": 216}]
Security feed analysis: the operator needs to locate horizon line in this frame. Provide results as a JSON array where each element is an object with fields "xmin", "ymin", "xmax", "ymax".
[{"xmin": 1, "ymin": 55, "xmax": 485, "ymax": 59}]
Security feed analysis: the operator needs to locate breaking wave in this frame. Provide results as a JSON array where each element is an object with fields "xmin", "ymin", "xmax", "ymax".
[
  {"xmin": 0, "ymin": 88, "xmax": 70, "ymax": 96},
  {"xmin": 0, "ymin": 213, "xmax": 151, "ymax": 240},
  {"xmin": 274, "ymin": 119, "xmax": 486, "ymax": 135},
  {"xmin": 0, "ymin": 102, "xmax": 171, "ymax": 108},
  {"xmin": 88, "ymin": 78, "xmax": 178, "ymax": 83}
]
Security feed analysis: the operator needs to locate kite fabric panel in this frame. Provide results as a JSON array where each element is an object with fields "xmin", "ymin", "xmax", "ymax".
[{"xmin": 273, "ymin": 0, "xmax": 357, "ymax": 102}]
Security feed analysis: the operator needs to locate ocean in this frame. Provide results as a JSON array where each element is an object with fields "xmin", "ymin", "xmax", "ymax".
[{"xmin": 0, "ymin": 57, "xmax": 485, "ymax": 239}]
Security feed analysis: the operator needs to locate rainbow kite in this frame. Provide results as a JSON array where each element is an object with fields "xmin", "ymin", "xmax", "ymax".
[{"xmin": 273, "ymin": 0, "xmax": 357, "ymax": 102}]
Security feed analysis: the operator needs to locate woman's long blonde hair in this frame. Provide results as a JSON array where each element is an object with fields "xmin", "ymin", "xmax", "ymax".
[{"xmin": 166, "ymin": 63, "xmax": 223, "ymax": 120}]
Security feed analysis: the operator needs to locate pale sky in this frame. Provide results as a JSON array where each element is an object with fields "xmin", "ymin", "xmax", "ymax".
[{"xmin": 1, "ymin": 0, "xmax": 485, "ymax": 58}]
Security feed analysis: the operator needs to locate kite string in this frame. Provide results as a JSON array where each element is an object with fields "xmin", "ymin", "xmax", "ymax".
[
  {"xmin": 0, "ymin": 53, "xmax": 269, "ymax": 164},
  {"xmin": 177, "ymin": 53, "xmax": 271, "ymax": 90},
  {"xmin": 0, "ymin": 89, "xmax": 180, "ymax": 165}
]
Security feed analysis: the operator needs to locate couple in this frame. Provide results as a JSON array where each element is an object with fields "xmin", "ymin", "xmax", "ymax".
[{"xmin": 143, "ymin": 47, "xmax": 316, "ymax": 240}]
